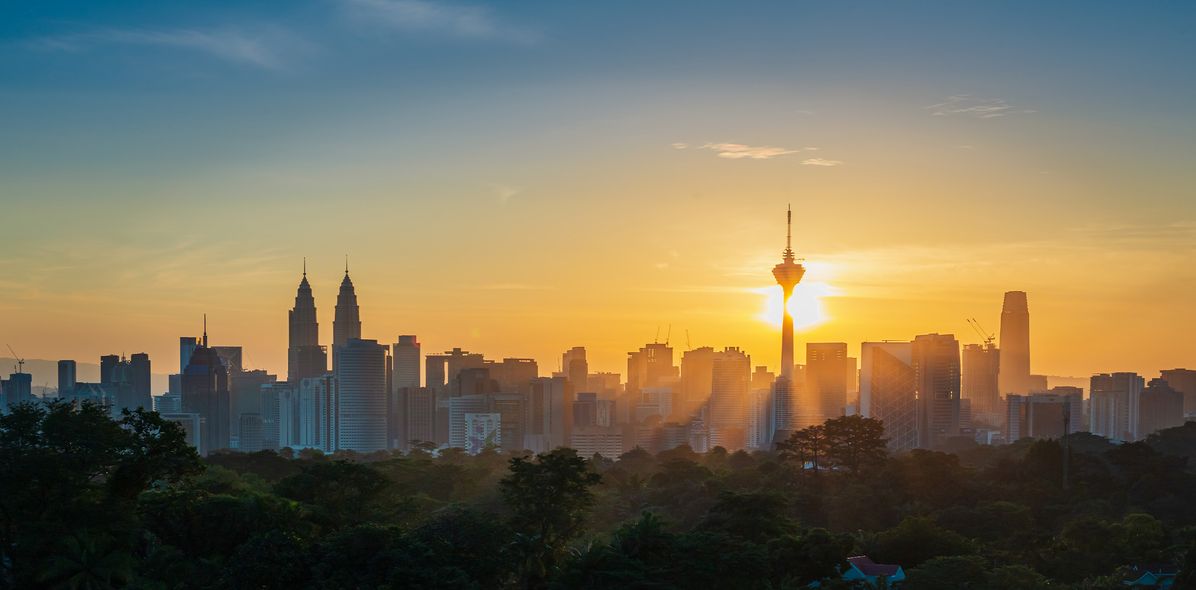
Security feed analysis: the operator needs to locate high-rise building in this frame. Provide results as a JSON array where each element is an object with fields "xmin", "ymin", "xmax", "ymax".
[
  {"xmin": 1160, "ymin": 369, "xmax": 1196, "ymax": 416},
  {"xmin": 861, "ymin": 342, "xmax": 918, "ymax": 452},
  {"xmin": 99, "ymin": 353, "xmax": 152, "ymax": 413},
  {"xmin": 708, "ymin": 347, "xmax": 751, "ymax": 451},
  {"xmin": 488, "ymin": 358, "xmax": 538, "ymax": 395},
  {"xmin": 747, "ymin": 366, "xmax": 775, "ymax": 450},
  {"xmin": 962, "ymin": 342, "xmax": 1001, "ymax": 424},
  {"xmin": 626, "ymin": 343, "xmax": 678, "ymax": 396},
  {"xmin": 804, "ymin": 343, "xmax": 848, "ymax": 428},
  {"xmin": 239, "ymin": 414, "xmax": 265, "ymax": 453},
  {"xmin": 772, "ymin": 206, "xmax": 806, "ymax": 445},
  {"xmin": 1006, "ymin": 387, "xmax": 1082, "ymax": 441},
  {"xmin": 998, "ymin": 291, "xmax": 1031, "ymax": 396},
  {"xmin": 211, "ymin": 346, "xmax": 244, "ymax": 374},
  {"xmin": 449, "ymin": 394, "xmax": 488, "ymax": 449},
  {"xmin": 230, "ymin": 369, "xmax": 276, "ymax": 445},
  {"xmin": 332, "ymin": 264, "xmax": 362, "ymax": 371},
  {"xmin": 425, "ymin": 348, "xmax": 485, "ymax": 395},
  {"xmin": 392, "ymin": 336, "xmax": 421, "ymax": 390},
  {"xmin": 1090, "ymin": 372, "xmax": 1144, "ymax": 442},
  {"xmin": 464, "ymin": 412, "xmax": 501, "ymax": 454},
  {"xmin": 181, "ymin": 325, "xmax": 231, "ymax": 456},
  {"xmin": 179, "ymin": 337, "xmax": 198, "ymax": 373},
  {"xmin": 527, "ymin": 376, "xmax": 570, "ymax": 452},
  {"xmin": 57, "ymin": 360, "xmax": 77, "ymax": 398},
  {"xmin": 913, "ymin": 333, "xmax": 961, "ymax": 449},
  {"xmin": 1, "ymin": 371, "xmax": 33, "ymax": 410},
  {"xmin": 562, "ymin": 347, "xmax": 588, "ymax": 392},
  {"xmin": 679, "ymin": 347, "xmax": 715, "ymax": 421},
  {"xmin": 1138, "ymin": 378, "xmax": 1184, "ymax": 439},
  {"xmin": 299, "ymin": 374, "xmax": 337, "ymax": 453},
  {"xmin": 334, "ymin": 338, "xmax": 388, "ymax": 453},
  {"xmin": 396, "ymin": 386, "xmax": 436, "ymax": 451},
  {"xmin": 288, "ymin": 263, "xmax": 327, "ymax": 384},
  {"xmin": 489, "ymin": 393, "xmax": 528, "ymax": 452},
  {"xmin": 261, "ymin": 382, "xmax": 290, "ymax": 451}
]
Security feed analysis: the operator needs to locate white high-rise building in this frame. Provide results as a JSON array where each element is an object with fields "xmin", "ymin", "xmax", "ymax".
[
  {"xmin": 464, "ymin": 412, "xmax": 501, "ymax": 454},
  {"xmin": 861, "ymin": 341, "xmax": 918, "ymax": 452},
  {"xmin": 708, "ymin": 347, "xmax": 751, "ymax": 451},
  {"xmin": 335, "ymin": 339, "xmax": 389, "ymax": 453}
]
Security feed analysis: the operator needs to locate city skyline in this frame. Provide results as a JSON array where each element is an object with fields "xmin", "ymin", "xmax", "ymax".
[{"xmin": 3, "ymin": 1, "xmax": 1195, "ymax": 381}]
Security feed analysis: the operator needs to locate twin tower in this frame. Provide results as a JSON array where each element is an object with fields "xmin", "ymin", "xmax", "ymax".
[{"xmin": 288, "ymin": 261, "xmax": 362, "ymax": 383}]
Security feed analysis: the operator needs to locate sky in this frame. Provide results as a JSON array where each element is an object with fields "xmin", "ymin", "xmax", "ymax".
[{"xmin": 2, "ymin": 1, "xmax": 1195, "ymax": 385}]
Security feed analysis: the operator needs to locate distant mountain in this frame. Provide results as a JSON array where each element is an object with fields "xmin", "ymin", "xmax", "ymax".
[{"xmin": 1, "ymin": 357, "xmax": 171, "ymax": 395}]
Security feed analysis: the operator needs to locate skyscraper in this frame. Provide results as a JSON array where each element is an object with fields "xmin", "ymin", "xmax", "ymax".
[
  {"xmin": 288, "ymin": 262, "xmax": 327, "ymax": 384},
  {"xmin": 57, "ymin": 359, "xmax": 76, "ymax": 398},
  {"xmin": 998, "ymin": 291, "xmax": 1031, "ymax": 396},
  {"xmin": 181, "ymin": 323, "xmax": 231, "ymax": 456},
  {"xmin": 679, "ymin": 346, "xmax": 715, "ymax": 421},
  {"xmin": 392, "ymin": 335, "xmax": 421, "ymax": 390},
  {"xmin": 962, "ymin": 342, "xmax": 1000, "ymax": 424},
  {"xmin": 335, "ymin": 338, "xmax": 388, "ymax": 453},
  {"xmin": 562, "ymin": 346, "xmax": 588, "ymax": 392},
  {"xmin": 913, "ymin": 333, "xmax": 962, "ymax": 449},
  {"xmin": 1160, "ymin": 368, "xmax": 1196, "ymax": 416},
  {"xmin": 804, "ymin": 342, "xmax": 849, "ymax": 428},
  {"xmin": 708, "ymin": 347, "xmax": 751, "ymax": 451},
  {"xmin": 860, "ymin": 341, "xmax": 918, "ymax": 452},
  {"xmin": 332, "ymin": 262, "xmax": 362, "ymax": 371},
  {"xmin": 772, "ymin": 206, "xmax": 805, "ymax": 443},
  {"xmin": 1089, "ymin": 372, "xmax": 1144, "ymax": 442},
  {"xmin": 1138, "ymin": 378, "xmax": 1184, "ymax": 439}
]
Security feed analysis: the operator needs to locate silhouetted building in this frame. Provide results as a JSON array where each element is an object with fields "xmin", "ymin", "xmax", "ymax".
[
  {"xmin": 747, "ymin": 366, "xmax": 775, "ymax": 450},
  {"xmin": 1160, "ymin": 368, "xmax": 1196, "ymax": 416},
  {"xmin": 335, "ymin": 338, "xmax": 388, "ymax": 453},
  {"xmin": 396, "ymin": 386, "xmax": 436, "ymax": 451},
  {"xmin": 804, "ymin": 342, "xmax": 848, "ymax": 428},
  {"xmin": 288, "ymin": 264, "xmax": 327, "ymax": 384},
  {"xmin": 562, "ymin": 346, "xmax": 588, "ymax": 392},
  {"xmin": 1138, "ymin": 378, "xmax": 1184, "ymax": 438},
  {"xmin": 449, "ymin": 394, "xmax": 487, "ymax": 450},
  {"xmin": 332, "ymin": 265, "xmax": 362, "ymax": 371},
  {"xmin": 679, "ymin": 346, "xmax": 715, "ymax": 421},
  {"xmin": 230, "ymin": 369, "xmax": 276, "ymax": 446},
  {"xmin": 488, "ymin": 358, "xmax": 538, "ymax": 395},
  {"xmin": 179, "ymin": 337, "xmax": 198, "ymax": 373},
  {"xmin": 392, "ymin": 335, "xmax": 421, "ymax": 390},
  {"xmin": 962, "ymin": 342, "xmax": 1001, "ymax": 424},
  {"xmin": 1006, "ymin": 388, "xmax": 1081, "ymax": 440},
  {"xmin": 181, "ymin": 328, "xmax": 231, "ymax": 456},
  {"xmin": 913, "ymin": 333, "xmax": 961, "ymax": 449},
  {"xmin": 998, "ymin": 291, "xmax": 1031, "ymax": 396},
  {"xmin": 861, "ymin": 342, "xmax": 918, "ymax": 452},
  {"xmin": 57, "ymin": 360, "xmax": 76, "ymax": 398},
  {"xmin": 299, "ymin": 374, "xmax": 337, "ymax": 452},
  {"xmin": 1090, "ymin": 372, "xmax": 1144, "ymax": 442},
  {"xmin": 708, "ymin": 347, "xmax": 751, "ymax": 451},
  {"xmin": 99, "ymin": 353, "xmax": 152, "ymax": 413},
  {"xmin": 260, "ymin": 382, "xmax": 289, "ymax": 451},
  {"xmin": 1, "ymin": 371, "xmax": 33, "ymax": 411},
  {"xmin": 527, "ymin": 376, "xmax": 570, "ymax": 452},
  {"xmin": 160, "ymin": 413, "xmax": 202, "ymax": 449},
  {"xmin": 425, "ymin": 348, "xmax": 484, "ymax": 395},
  {"xmin": 239, "ymin": 413, "xmax": 265, "ymax": 453},
  {"xmin": 212, "ymin": 346, "xmax": 243, "ymax": 374}
]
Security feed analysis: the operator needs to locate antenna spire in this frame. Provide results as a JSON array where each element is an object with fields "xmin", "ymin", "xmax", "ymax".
[
  {"xmin": 303, "ymin": 257, "xmax": 307, "ymax": 278},
  {"xmin": 202, "ymin": 314, "xmax": 208, "ymax": 348},
  {"xmin": 345, "ymin": 254, "xmax": 349, "ymax": 275},
  {"xmin": 783, "ymin": 204, "xmax": 796, "ymax": 263}
]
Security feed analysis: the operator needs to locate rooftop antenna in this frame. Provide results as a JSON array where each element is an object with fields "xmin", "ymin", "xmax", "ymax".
[
  {"xmin": 654, "ymin": 325, "xmax": 660, "ymax": 344},
  {"xmin": 783, "ymin": 203, "xmax": 796, "ymax": 263},
  {"xmin": 345, "ymin": 254, "xmax": 349, "ymax": 275},
  {"xmin": 664, "ymin": 324, "xmax": 672, "ymax": 346},
  {"xmin": 202, "ymin": 314, "xmax": 208, "ymax": 348},
  {"xmin": 303, "ymin": 256, "xmax": 307, "ymax": 278}
]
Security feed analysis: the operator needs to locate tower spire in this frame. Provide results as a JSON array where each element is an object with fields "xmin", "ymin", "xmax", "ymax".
[
  {"xmin": 303, "ymin": 256, "xmax": 307, "ymax": 278},
  {"xmin": 345, "ymin": 254, "xmax": 349, "ymax": 276},
  {"xmin": 783, "ymin": 203, "xmax": 796, "ymax": 263},
  {"xmin": 202, "ymin": 313, "xmax": 208, "ymax": 348}
]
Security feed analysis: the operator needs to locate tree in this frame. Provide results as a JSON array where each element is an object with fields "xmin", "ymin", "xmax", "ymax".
[
  {"xmin": 778, "ymin": 424, "xmax": 828, "ymax": 472},
  {"xmin": 501, "ymin": 448, "xmax": 602, "ymax": 588},
  {"xmin": 822, "ymin": 415, "xmax": 888, "ymax": 474},
  {"xmin": 903, "ymin": 555, "xmax": 989, "ymax": 590}
]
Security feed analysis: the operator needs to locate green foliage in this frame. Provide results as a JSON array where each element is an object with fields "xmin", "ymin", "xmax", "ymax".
[{"xmin": 5, "ymin": 410, "xmax": 1196, "ymax": 589}]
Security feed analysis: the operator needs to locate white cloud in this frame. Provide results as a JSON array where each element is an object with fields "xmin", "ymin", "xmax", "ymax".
[
  {"xmin": 340, "ymin": 0, "xmax": 537, "ymax": 43},
  {"xmin": 801, "ymin": 158, "xmax": 843, "ymax": 167},
  {"xmin": 492, "ymin": 184, "xmax": 522, "ymax": 205},
  {"xmin": 928, "ymin": 95, "xmax": 1036, "ymax": 119},
  {"xmin": 701, "ymin": 142, "xmax": 798, "ymax": 160},
  {"xmin": 671, "ymin": 142, "xmax": 689, "ymax": 150},
  {"xmin": 29, "ymin": 27, "xmax": 303, "ymax": 70}
]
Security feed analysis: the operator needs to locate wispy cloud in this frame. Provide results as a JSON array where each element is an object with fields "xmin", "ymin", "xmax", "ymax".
[
  {"xmin": 492, "ymin": 184, "xmax": 522, "ymax": 205},
  {"xmin": 340, "ymin": 0, "xmax": 538, "ymax": 43},
  {"xmin": 28, "ymin": 27, "xmax": 303, "ymax": 70},
  {"xmin": 802, "ymin": 158, "xmax": 843, "ymax": 167},
  {"xmin": 928, "ymin": 95, "xmax": 1036, "ymax": 118},
  {"xmin": 699, "ymin": 143, "xmax": 798, "ymax": 160}
]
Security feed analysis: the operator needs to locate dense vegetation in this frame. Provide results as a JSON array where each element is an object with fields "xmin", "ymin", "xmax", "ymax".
[{"xmin": 4, "ymin": 401, "xmax": 1196, "ymax": 589}]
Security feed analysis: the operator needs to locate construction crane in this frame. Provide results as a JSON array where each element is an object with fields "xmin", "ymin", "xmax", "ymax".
[
  {"xmin": 6, "ymin": 344, "xmax": 24, "ymax": 374},
  {"xmin": 966, "ymin": 318, "xmax": 995, "ymax": 346}
]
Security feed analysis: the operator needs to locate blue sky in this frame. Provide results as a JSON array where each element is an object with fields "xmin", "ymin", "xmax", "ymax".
[{"xmin": 2, "ymin": 1, "xmax": 1195, "ymax": 378}]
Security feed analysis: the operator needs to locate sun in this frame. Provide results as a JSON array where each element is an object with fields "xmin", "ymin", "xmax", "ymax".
[{"xmin": 757, "ymin": 281, "xmax": 835, "ymax": 330}]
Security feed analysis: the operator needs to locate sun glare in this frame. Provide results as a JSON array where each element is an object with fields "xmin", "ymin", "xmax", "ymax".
[{"xmin": 757, "ymin": 282, "xmax": 834, "ymax": 330}]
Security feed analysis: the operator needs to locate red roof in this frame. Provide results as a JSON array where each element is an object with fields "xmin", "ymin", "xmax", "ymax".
[{"xmin": 847, "ymin": 555, "xmax": 901, "ymax": 577}]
